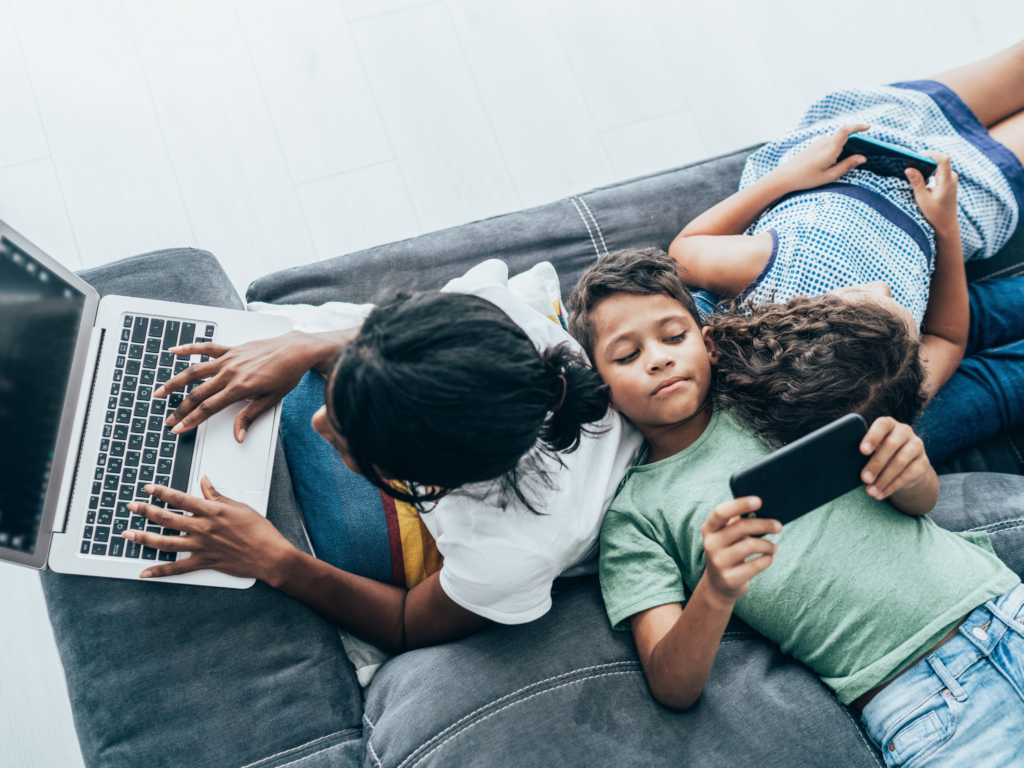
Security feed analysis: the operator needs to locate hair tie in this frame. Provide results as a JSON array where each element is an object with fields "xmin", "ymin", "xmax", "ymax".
[{"xmin": 551, "ymin": 374, "xmax": 568, "ymax": 414}]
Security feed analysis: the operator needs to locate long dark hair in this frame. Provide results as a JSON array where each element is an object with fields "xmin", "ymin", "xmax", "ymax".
[
  {"xmin": 708, "ymin": 296, "xmax": 927, "ymax": 446},
  {"xmin": 326, "ymin": 290, "xmax": 610, "ymax": 511}
]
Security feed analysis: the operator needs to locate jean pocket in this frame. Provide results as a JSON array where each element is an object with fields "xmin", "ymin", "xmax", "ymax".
[{"xmin": 882, "ymin": 691, "xmax": 959, "ymax": 768}]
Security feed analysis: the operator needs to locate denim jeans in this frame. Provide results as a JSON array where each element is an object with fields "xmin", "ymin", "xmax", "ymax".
[
  {"xmin": 860, "ymin": 583, "xmax": 1024, "ymax": 767},
  {"xmin": 918, "ymin": 276, "xmax": 1024, "ymax": 463}
]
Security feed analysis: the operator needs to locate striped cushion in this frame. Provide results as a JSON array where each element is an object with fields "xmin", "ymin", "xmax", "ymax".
[{"xmin": 280, "ymin": 371, "xmax": 442, "ymax": 588}]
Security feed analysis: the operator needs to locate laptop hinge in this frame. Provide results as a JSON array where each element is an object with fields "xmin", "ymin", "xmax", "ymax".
[{"xmin": 53, "ymin": 327, "xmax": 105, "ymax": 533}]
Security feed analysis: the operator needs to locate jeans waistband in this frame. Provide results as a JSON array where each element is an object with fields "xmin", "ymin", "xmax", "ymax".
[{"xmin": 861, "ymin": 583, "xmax": 1024, "ymax": 746}]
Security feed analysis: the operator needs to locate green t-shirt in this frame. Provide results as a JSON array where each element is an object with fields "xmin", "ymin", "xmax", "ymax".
[{"xmin": 599, "ymin": 408, "xmax": 1020, "ymax": 704}]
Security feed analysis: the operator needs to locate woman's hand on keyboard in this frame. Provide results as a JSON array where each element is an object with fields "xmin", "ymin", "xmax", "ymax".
[
  {"xmin": 123, "ymin": 477, "xmax": 298, "ymax": 582},
  {"xmin": 157, "ymin": 327, "xmax": 360, "ymax": 442}
]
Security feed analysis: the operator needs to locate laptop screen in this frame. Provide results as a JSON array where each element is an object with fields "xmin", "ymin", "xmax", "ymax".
[{"xmin": 0, "ymin": 237, "xmax": 86, "ymax": 555}]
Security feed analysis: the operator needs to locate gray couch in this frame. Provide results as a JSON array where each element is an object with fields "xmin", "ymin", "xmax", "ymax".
[{"xmin": 43, "ymin": 147, "xmax": 1024, "ymax": 768}]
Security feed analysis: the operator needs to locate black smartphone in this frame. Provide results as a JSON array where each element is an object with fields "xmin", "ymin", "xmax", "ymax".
[
  {"xmin": 729, "ymin": 413, "xmax": 868, "ymax": 527},
  {"xmin": 838, "ymin": 134, "xmax": 938, "ymax": 180}
]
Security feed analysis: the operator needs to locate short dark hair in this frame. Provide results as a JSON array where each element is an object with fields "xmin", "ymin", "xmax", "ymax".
[
  {"xmin": 567, "ymin": 248, "xmax": 701, "ymax": 362},
  {"xmin": 326, "ymin": 290, "xmax": 611, "ymax": 511},
  {"xmin": 708, "ymin": 295, "xmax": 927, "ymax": 446}
]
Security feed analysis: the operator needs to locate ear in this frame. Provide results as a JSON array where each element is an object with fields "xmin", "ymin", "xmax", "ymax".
[{"xmin": 702, "ymin": 325, "xmax": 718, "ymax": 364}]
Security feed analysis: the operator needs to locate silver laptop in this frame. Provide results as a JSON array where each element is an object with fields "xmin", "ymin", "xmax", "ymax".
[{"xmin": 0, "ymin": 220, "xmax": 292, "ymax": 588}]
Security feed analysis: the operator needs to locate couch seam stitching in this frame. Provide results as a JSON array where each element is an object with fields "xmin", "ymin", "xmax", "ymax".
[
  {"xmin": 577, "ymin": 197, "xmax": 608, "ymax": 255},
  {"xmin": 1006, "ymin": 434, "xmax": 1024, "ymax": 467},
  {"xmin": 395, "ymin": 661, "xmax": 638, "ymax": 768},
  {"xmin": 236, "ymin": 728, "xmax": 357, "ymax": 768},
  {"xmin": 367, "ymin": 738, "xmax": 384, "ymax": 768},
  {"xmin": 363, "ymin": 713, "xmax": 376, "ymax": 732},
  {"xmin": 965, "ymin": 516, "xmax": 1024, "ymax": 533},
  {"xmin": 407, "ymin": 670, "xmax": 640, "ymax": 768},
  {"xmin": 569, "ymin": 197, "xmax": 601, "ymax": 259},
  {"xmin": 272, "ymin": 741, "xmax": 359, "ymax": 768}
]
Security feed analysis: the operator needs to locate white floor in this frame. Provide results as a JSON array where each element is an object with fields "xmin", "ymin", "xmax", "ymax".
[{"xmin": 1, "ymin": 2, "xmax": 1021, "ymax": 766}]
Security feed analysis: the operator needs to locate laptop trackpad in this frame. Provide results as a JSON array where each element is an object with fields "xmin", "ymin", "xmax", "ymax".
[{"xmin": 199, "ymin": 403, "xmax": 274, "ymax": 493}]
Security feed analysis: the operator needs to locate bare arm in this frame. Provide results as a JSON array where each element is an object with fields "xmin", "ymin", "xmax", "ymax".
[
  {"xmin": 669, "ymin": 124, "xmax": 868, "ymax": 297},
  {"xmin": 123, "ymin": 480, "xmax": 489, "ymax": 653},
  {"xmin": 907, "ymin": 153, "xmax": 968, "ymax": 400},
  {"xmin": 156, "ymin": 327, "xmax": 362, "ymax": 441},
  {"xmin": 631, "ymin": 497, "xmax": 780, "ymax": 710}
]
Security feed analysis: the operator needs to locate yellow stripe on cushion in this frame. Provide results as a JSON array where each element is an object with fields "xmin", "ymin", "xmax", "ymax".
[{"xmin": 394, "ymin": 498, "xmax": 444, "ymax": 588}]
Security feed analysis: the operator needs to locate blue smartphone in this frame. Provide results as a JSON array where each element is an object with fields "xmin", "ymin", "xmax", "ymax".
[{"xmin": 838, "ymin": 134, "xmax": 938, "ymax": 180}]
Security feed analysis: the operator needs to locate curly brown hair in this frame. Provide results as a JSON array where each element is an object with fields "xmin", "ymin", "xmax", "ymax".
[{"xmin": 708, "ymin": 295, "xmax": 927, "ymax": 446}]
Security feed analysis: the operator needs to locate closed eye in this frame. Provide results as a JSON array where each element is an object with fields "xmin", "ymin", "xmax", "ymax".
[
  {"xmin": 665, "ymin": 333, "xmax": 685, "ymax": 343},
  {"xmin": 614, "ymin": 349, "xmax": 639, "ymax": 365}
]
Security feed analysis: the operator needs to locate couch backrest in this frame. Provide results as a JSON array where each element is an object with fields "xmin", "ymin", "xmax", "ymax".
[{"xmin": 247, "ymin": 146, "xmax": 1024, "ymax": 305}]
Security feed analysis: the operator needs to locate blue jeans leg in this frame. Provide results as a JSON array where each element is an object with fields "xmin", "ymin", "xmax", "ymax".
[{"xmin": 919, "ymin": 276, "xmax": 1024, "ymax": 463}]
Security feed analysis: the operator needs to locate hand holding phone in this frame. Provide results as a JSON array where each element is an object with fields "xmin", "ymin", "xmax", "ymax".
[
  {"xmin": 700, "ymin": 496, "xmax": 780, "ymax": 605},
  {"xmin": 730, "ymin": 414, "xmax": 868, "ymax": 526},
  {"xmin": 838, "ymin": 133, "xmax": 938, "ymax": 180},
  {"xmin": 859, "ymin": 417, "xmax": 931, "ymax": 500}
]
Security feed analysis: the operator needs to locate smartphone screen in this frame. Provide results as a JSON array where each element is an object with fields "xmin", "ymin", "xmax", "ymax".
[{"xmin": 729, "ymin": 414, "xmax": 868, "ymax": 526}]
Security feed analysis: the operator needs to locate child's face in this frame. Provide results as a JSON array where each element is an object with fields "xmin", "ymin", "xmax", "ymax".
[{"xmin": 589, "ymin": 292, "xmax": 716, "ymax": 432}]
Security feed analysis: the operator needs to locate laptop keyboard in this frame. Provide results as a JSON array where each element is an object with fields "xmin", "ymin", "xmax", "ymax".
[{"xmin": 79, "ymin": 314, "xmax": 216, "ymax": 561}]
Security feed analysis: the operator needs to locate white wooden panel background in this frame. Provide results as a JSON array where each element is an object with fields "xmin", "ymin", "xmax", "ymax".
[{"xmin": 0, "ymin": 2, "xmax": 1020, "ymax": 766}]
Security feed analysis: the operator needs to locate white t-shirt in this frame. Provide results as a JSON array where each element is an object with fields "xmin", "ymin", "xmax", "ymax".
[{"xmin": 422, "ymin": 259, "xmax": 643, "ymax": 625}]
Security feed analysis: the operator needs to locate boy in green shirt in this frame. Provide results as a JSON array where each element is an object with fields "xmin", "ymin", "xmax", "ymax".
[{"xmin": 567, "ymin": 248, "xmax": 1023, "ymax": 765}]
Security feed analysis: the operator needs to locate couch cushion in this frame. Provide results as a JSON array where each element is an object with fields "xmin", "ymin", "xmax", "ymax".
[
  {"xmin": 362, "ymin": 579, "xmax": 881, "ymax": 768},
  {"xmin": 42, "ymin": 249, "xmax": 364, "ymax": 768}
]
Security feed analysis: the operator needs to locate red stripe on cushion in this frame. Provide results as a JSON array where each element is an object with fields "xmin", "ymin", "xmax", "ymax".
[{"xmin": 379, "ymin": 491, "xmax": 406, "ymax": 586}]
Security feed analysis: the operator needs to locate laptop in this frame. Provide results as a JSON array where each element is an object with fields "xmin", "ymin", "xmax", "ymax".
[{"xmin": 0, "ymin": 219, "xmax": 292, "ymax": 588}]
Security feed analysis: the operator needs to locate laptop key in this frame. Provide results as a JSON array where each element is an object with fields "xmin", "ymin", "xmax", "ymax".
[
  {"xmin": 113, "ymin": 519, "xmax": 129, "ymax": 535},
  {"xmin": 103, "ymin": 424, "xmax": 113, "ymax": 438},
  {"xmin": 143, "ymin": 353, "xmax": 158, "ymax": 369},
  {"xmin": 107, "ymin": 538, "xmax": 124, "ymax": 557},
  {"xmin": 116, "ymin": 356, "xmax": 125, "ymax": 368},
  {"xmin": 131, "ymin": 418, "xmax": 146, "ymax": 434},
  {"xmin": 92, "ymin": 543, "xmax": 107, "ymax": 556},
  {"xmin": 157, "ymin": 459, "xmax": 173, "ymax": 474},
  {"xmin": 121, "ymin": 328, "xmax": 130, "ymax": 342},
  {"xmin": 145, "ymin": 433, "xmax": 161, "ymax": 448},
  {"xmin": 140, "ymin": 465, "xmax": 154, "ymax": 482},
  {"xmin": 123, "ymin": 315, "xmax": 133, "ymax": 328},
  {"xmin": 131, "ymin": 316, "xmax": 148, "ymax": 343},
  {"xmin": 125, "ymin": 541, "xmax": 141, "ymax": 559},
  {"xmin": 159, "ymin": 443, "xmax": 175, "ymax": 458},
  {"xmin": 158, "ymin": 551, "xmax": 176, "ymax": 562},
  {"xmin": 163, "ymin": 320, "xmax": 180, "ymax": 351},
  {"xmin": 141, "ymin": 369, "xmax": 155, "ymax": 385},
  {"xmin": 86, "ymin": 510, "xmax": 96, "ymax": 524},
  {"xmin": 168, "ymin": 393, "xmax": 184, "ymax": 408},
  {"xmin": 94, "ymin": 467, "xmax": 104, "ymax": 481},
  {"xmin": 145, "ymin": 338, "xmax": 161, "ymax": 354},
  {"xmin": 180, "ymin": 322, "xmax": 195, "ymax": 345},
  {"xmin": 128, "ymin": 434, "xmax": 143, "ymax": 450},
  {"xmin": 89, "ymin": 495, "xmax": 99, "ymax": 509},
  {"xmin": 173, "ymin": 361, "xmax": 189, "ymax": 375},
  {"xmin": 83, "ymin": 526, "xmax": 93, "ymax": 539},
  {"xmin": 80, "ymin": 541, "xmax": 91, "ymax": 554},
  {"xmin": 134, "ymin": 402, "xmax": 149, "ymax": 418},
  {"xmin": 94, "ymin": 526, "xmax": 110, "ymax": 543},
  {"xmin": 122, "ymin": 376, "xmax": 137, "ymax": 392},
  {"xmin": 155, "ymin": 475, "xmax": 170, "ymax": 486},
  {"xmin": 113, "ymin": 369, "xmax": 122, "ymax": 384},
  {"xmin": 108, "ymin": 457, "xmax": 123, "ymax": 473},
  {"xmin": 119, "ymin": 391, "xmax": 135, "ymax": 408},
  {"xmin": 163, "ymin": 426, "xmax": 178, "ymax": 440},
  {"xmin": 101, "ymin": 439, "xmax": 110, "ymax": 451},
  {"xmin": 103, "ymin": 475, "xmax": 118, "ymax": 491},
  {"xmin": 150, "ymin": 400, "xmax": 166, "ymax": 416},
  {"xmin": 123, "ymin": 468, "xmax": 137, "ymax": 484},
  {"xmin": 138, "ymin": 386, "xmax": 152, "ymax": 401},
  {"xmin": 142, "ymin": 449, "xmax": 157, "ymax": 464},
  {"xmin": 170, "ymin": 430, "xmax": 196, "ymax": 493},
  {"xmin": 101, "ymin": 492, "xmax": 116, "ymax": 507},
  {"xmin": 149, "ymin": 318, "xmax": 164, "ymax": 337},
  {"xmin": 116, "ymin": 502, "xmax": 131, "ymax": 518},
  {"xmin": 126, "ymin": 451, "xmax": 140, "ymax": 467},
  {"xmin": 92, "ymin": 481, "xmax": 103, "ymax": 495},
  {"xmin": 156, "ymin": 367, "xmax": 172, "ymax": 383},
  {"xmin": 126, "ymin": 360, "xmax": 141, "ymax": 375},
  {"xmin": 118, "ymin": 485, "xmax": 134, "ymax": 501},
  {"xmin": 130, "ymin": 516, "xmax": 146, "ymax": 531},
  {"xmin": 107, "ymin": 396, "xmax": 117, "ymax": 410},
  {"xmin": 105, "ymin": 411, "xmax": 115, "ymax": 424},
  {"xmin": 142, "ymin": 547, "xmax": 157, "ymax": 560},
  {"xmin": 116, "ymin": 409, "xmax": 131, "ymax": 424},
  {"xmin": 128, "ymin": 344, "xmax": 143, "ymax": 360},
  {"xmin": 205, "ymin": 325, "xmax": 215, "ymax": 337},
  {"xmin": 148, "ymin": 416, "xmax": 162, "ymax": 432},
  {"xmin": 98, "ymin": 509, "xmax": 113, "ymax": 525},
  {"xmin": 136, "ymin": 483, "xmax": 149, "ymax": 499},
  {"xmin": 119, "ymin": 342, "xmax": 128, "ymax": 355}
]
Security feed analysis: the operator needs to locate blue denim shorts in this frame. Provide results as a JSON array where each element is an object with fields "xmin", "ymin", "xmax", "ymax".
[{"xmin": 860, "ymin": 583, "xmax": 1024, "ymax": 767}]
